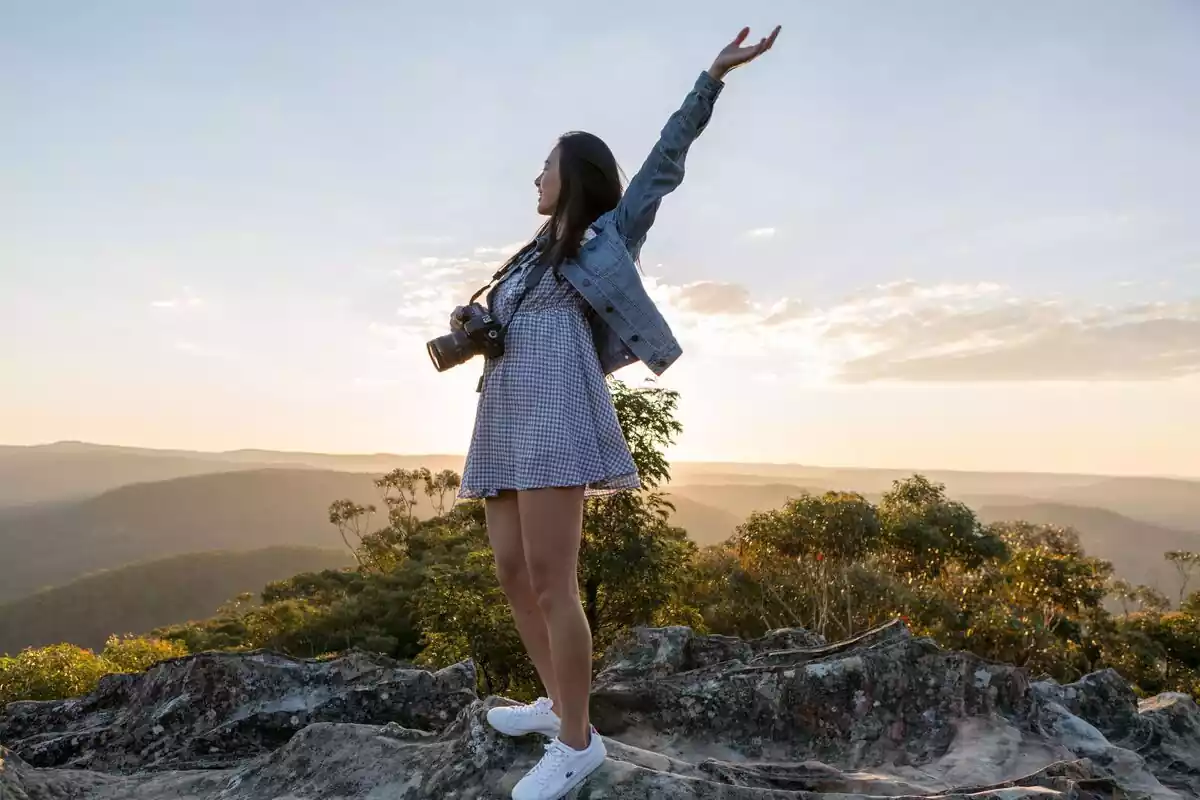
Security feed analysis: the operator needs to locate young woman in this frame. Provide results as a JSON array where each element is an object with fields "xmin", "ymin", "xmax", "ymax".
[{"xmin": 455, "ymin": 25, "xmax": 780, "ymax": 800}]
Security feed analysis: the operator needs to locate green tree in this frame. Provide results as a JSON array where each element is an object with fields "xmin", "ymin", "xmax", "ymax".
[
  {"xmin": 579, "ymin": 381, "xmax": 699, "ymax": 651},
  {"xmin": 877, "ymin": 475, "xmax": 1006, "ymax": 580},
  {"xmin": 964, "ymin": 521, "xmax": 1113, "ymax": 679},
  {"xmin": 408, "ymin": 379, "xmax": 701, "ymax": 697},
  {"xmin": 732, "ymin": 490, "xmax": 883, "ymax": 639}
]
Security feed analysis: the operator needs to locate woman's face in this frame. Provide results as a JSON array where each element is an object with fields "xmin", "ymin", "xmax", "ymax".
[{"xmin": 534, "ymin": 145, "xmax": 561, "ymax": 216}]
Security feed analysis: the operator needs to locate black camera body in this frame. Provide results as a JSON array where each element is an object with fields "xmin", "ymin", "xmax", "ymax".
[{"xmin": 426, "ymin": 303, "xmax": 506, "ymax": 372}]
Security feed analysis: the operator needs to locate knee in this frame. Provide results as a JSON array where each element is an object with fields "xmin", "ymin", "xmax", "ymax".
[
  {"xmin": 528, "ymin": 562, "xmax": 578, "ymax": 613},
  {"xmin": 493, "ymin": 553, "xmax": 533, "ymax": 598}
]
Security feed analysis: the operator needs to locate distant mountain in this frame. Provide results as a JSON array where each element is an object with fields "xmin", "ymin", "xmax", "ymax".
[
  {"xmin": 974, "ymin": 502, "xmax": 1200, "ymax": 600},
  {"xmin": 1039, "ymin": 477, "xmax": 1200, "ymax": 532},
  {"xmin": 664, "ymin": 495, "xmax": 742, "ymax": 547},
  {"xmin": 669, "ymin": 463, "xmax": 1106, "ymax": 497},
  {"xmin": 6, "ymin": 441, "xmax": 1196, "ymax": 525},
  {"xmin": 0, "ymin": 546, "xmax": 354, "ymax": 654},
  {"xmin": 4, "ymin": 441, "xmax": 1199, "ymax": 601},
  {"xmin": 0, "ymin": 442, "xmax": 463, "ymax": 509},
  {"xmin": 0, "ymin": 468, "xmax": 397, "ymax": 603},
  {"xmin": 665, "ymin": 483, "xmax": 818, "ymax": 545},
  {"xmin": 0, "ymin": 448, "xmax": 289, "ymax": 509}
]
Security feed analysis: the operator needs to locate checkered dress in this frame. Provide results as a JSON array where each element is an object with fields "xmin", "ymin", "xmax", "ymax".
[{"xmin": 459, "ymin": 246, "xmax": 641, "ymax": 500}]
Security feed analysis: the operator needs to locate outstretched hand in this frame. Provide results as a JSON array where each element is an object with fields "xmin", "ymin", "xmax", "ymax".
[{"xmin": 708, "ymin": 25, "xmax": 781, "ymax": 81}]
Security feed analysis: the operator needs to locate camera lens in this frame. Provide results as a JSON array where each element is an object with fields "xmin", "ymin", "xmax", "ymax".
[{"xmin": 426, "ymin": 330, "xmax": 475, "ymax": 372}]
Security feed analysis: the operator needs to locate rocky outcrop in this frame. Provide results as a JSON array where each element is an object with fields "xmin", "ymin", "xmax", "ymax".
[
  {"xmin": 3, "ymin": 621, "xmax": 1198, "ymax": 799},
  {"xmin": 0, "ymin": 648, "xmax": 476, "ymax": 772}
]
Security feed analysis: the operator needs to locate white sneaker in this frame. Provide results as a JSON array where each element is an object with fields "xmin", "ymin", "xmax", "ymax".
[
  {"xmin": 486, "ymin": 697, "xmax": 561, "ymax": 738},
  {"xmin": 511, "ymin": 728, "xmax": 607, "ymax": 800}
]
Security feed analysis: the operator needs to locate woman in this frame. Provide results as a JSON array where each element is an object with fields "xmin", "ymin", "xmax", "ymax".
[{"xmin": 456, "ymin": 25, "xmax": 780, "ymax": 800}]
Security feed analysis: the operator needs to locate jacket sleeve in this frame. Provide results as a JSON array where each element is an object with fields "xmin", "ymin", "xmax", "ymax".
[{"xmin": 612, "ymin": 71, "xmax": 724, "ymax": 254}]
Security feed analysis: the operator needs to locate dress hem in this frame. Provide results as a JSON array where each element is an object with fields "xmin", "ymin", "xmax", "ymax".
[{"xmin": 458, "ymin": 472, "xmax": 642, "ymax": 501}]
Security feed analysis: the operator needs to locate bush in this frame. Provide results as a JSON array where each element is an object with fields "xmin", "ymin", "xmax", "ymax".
[{"xmin": 0, "ymin": 636, "xmax": 188, "ymax": 705}]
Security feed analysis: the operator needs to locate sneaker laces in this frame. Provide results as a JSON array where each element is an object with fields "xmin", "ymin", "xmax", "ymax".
[
  {"xmin": 528, "ymin": 739, "xmax": 571, "ymax": 787},
  {"xmin": 516, "ymin": 696, "xmax": 554, "ymax": 718}
]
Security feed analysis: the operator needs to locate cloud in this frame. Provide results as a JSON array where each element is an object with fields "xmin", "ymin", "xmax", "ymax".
[
  {"xmin": 762, "ymin": 298, "xmax": 806, "ymax": 326},
  {"xmin": 378, "ymin": 240, "xmax": 1200, "ymax": 384},
  {"xmin": 668, "ymin": 281, "xmax": 753, "ymax": 315},
  {"xmin": 647, "ymin": 273, "xmax": 1200, "ymax": 384},
  {"xmin": 474, "ymin": 242, "xmax": 527, "ymax": 257},
  {"xmin": 816, "ymin": 286, "xmax": 1200, "ymax": 383},
  {"xmin": 745, "ymin": 227, "xmax": 777, "ymax": 239},
  {"xmin": 380, "ymin": 251, "xmax": 504, "ymax": 340},
  {"xmin": 151, "ymin": 286, "xmax": 204, "ymax": 310},
  {"xmin": 417, "ymin": 256, "xmax": 470, "ymax": 268}
]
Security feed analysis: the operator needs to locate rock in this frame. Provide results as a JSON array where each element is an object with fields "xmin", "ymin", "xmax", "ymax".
[
  {"xmin": 1033, "ymin": 670, "xmax": 1200, "ymax": 797},
  {"xmin": 3, "ymin": 621, "xmax": 1197, "ymax": 799},
  {"xmin": 0, "ymin": 647, "xmax": 477, "ymax": 772}
]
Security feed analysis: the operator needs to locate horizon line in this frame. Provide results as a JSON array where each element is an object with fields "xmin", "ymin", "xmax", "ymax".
[{"xmin": 5, "ymin": 439, "xmax": 1198, "ymax": 483}]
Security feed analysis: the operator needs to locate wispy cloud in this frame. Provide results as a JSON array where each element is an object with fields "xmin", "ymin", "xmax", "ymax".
[
  {"xmin": 665, "ymin": 281, "xmax": 753, "ymax": 315},
  {"xmin": 827, "ymin": 292, "xmax": 1200, "ymax": 383},
  {"xmin": 150, "ymin": 286, "xmax": 204, "ymax": 310},
  {"xmin": 744, "ymin": 227, "xmax": 777, "ymax": 239},
  {"xmin": 648, "ymin": 273, "xmax": 1200, "ymax": 384},
  {"xmin": 381, "ymin": 241, "xmax": 1200, "ymax": 384},
  {"xmin": 474, "ymin": 242, "xmax": 527, "ymax": 257}
]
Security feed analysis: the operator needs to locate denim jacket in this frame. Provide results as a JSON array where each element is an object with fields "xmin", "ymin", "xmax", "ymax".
[{"xmin": 555, "ymin": 70, "xmax": 725, "ymax": 376}]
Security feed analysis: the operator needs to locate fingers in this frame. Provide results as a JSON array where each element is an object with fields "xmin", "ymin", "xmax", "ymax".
[
  {"xmin": 753, "ymin": 25, "xmax": 780, "ymax": 55},
  {"xmin": 730, "ymin": 24, "xmax": 781, "ymax": 60}
]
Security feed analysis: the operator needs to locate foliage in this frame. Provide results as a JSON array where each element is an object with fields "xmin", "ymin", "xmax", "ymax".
[
  {"xmin": 0, "ymin": 546, "xmax": 352, "ymax": 656},
  {"xmin": 10, "ymin": 383, "xmax": 1200, "ymax": 707},
  {"xmin": 717, "ymin": 478, "xmax": 1197, "ymax": 694},
  {"xmin": 99, "ymin": 634, "xmax": 188, "ymax": 672},
  {"xmin": 0, "ymin": 636, "xmax": 186, "ymax": 705}
]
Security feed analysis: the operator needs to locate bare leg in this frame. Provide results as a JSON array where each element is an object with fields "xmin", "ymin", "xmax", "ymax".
[
  {"xmin": 518, "ymin": 486, "xmax": 592, "ymax": 750},
  {"xmin": 485, "ymin": 491, "xmax": 559, "ymax": 709}
]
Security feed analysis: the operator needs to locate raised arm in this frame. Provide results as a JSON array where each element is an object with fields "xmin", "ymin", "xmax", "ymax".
[{"xmin": 612, "ymin": 25, "xmax": 781, "ymax": 254}]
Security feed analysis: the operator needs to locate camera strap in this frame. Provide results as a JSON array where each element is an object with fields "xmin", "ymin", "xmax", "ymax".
[
  {"xmin": 470, "ymin": 247, "xmax": 553, "ymax": 395},
  {"xmin": 469, "ymin": 242, "xmax": 552, "ymax": 322}
]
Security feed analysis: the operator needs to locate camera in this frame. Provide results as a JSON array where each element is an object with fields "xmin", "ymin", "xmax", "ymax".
[{"xmin": 426, "ymin": 303, "xmax": 506, "ymax": 372}]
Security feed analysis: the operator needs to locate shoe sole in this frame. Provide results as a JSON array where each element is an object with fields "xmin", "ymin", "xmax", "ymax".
[{"xmin": 486, "ymin": 708, "xmax": 561, "ymax": 738}]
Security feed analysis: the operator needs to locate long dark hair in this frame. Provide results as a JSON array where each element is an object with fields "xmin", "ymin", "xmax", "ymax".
[{"xmin": 500, "ymin": 131, "xmax": 624, "ymax": 276}]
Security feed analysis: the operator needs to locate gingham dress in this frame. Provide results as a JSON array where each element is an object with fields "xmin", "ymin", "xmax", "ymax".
[{"xmin": 459, "ymin": 246, "xmax": 641, "ymax": 500}]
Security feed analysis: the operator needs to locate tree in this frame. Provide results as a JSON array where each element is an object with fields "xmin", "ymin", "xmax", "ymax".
[
  {"xmin": 969, "ymin": 521, "xmax": 1113, "ymax": 679},
  {"xmin": 1110, "ymin": 579, "xmax": 1171, "ymax": 616},
  {"xmin": 877, "ymin": 475, "xmax": 1006, "ymax": 580},
  {"xmin": 578, "ymin": 381, "xmax": 698, "ymax": 651},
  {"xmin": 1165, "ymin": 551, "xmax": 1200, "ymax": 606},
  {"xmin": 732, "ymin": 491, "xmax": 883, "ymax": 639}
]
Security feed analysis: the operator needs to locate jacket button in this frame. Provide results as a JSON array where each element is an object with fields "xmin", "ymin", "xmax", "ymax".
[
  {"xmin": 630, "ymin": 334, "xmax": 641, "ymax": 342},
  {"xmin": 582, "ymin": 279, "xmax": 592, "ymax": 287},
  {"xmin": 605, "ymin": 305, "xmax": 615, "ymax": 313}
]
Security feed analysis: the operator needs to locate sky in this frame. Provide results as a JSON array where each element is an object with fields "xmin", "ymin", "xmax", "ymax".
[{"xmin": 2, "ymin": 1, "xmax": 1199, "ymax": 477}]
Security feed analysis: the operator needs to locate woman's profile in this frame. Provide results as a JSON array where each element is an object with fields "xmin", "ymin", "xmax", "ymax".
[{"xmin": 451, "ymin": 24, "xmax": 780, "ymax": 800}]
